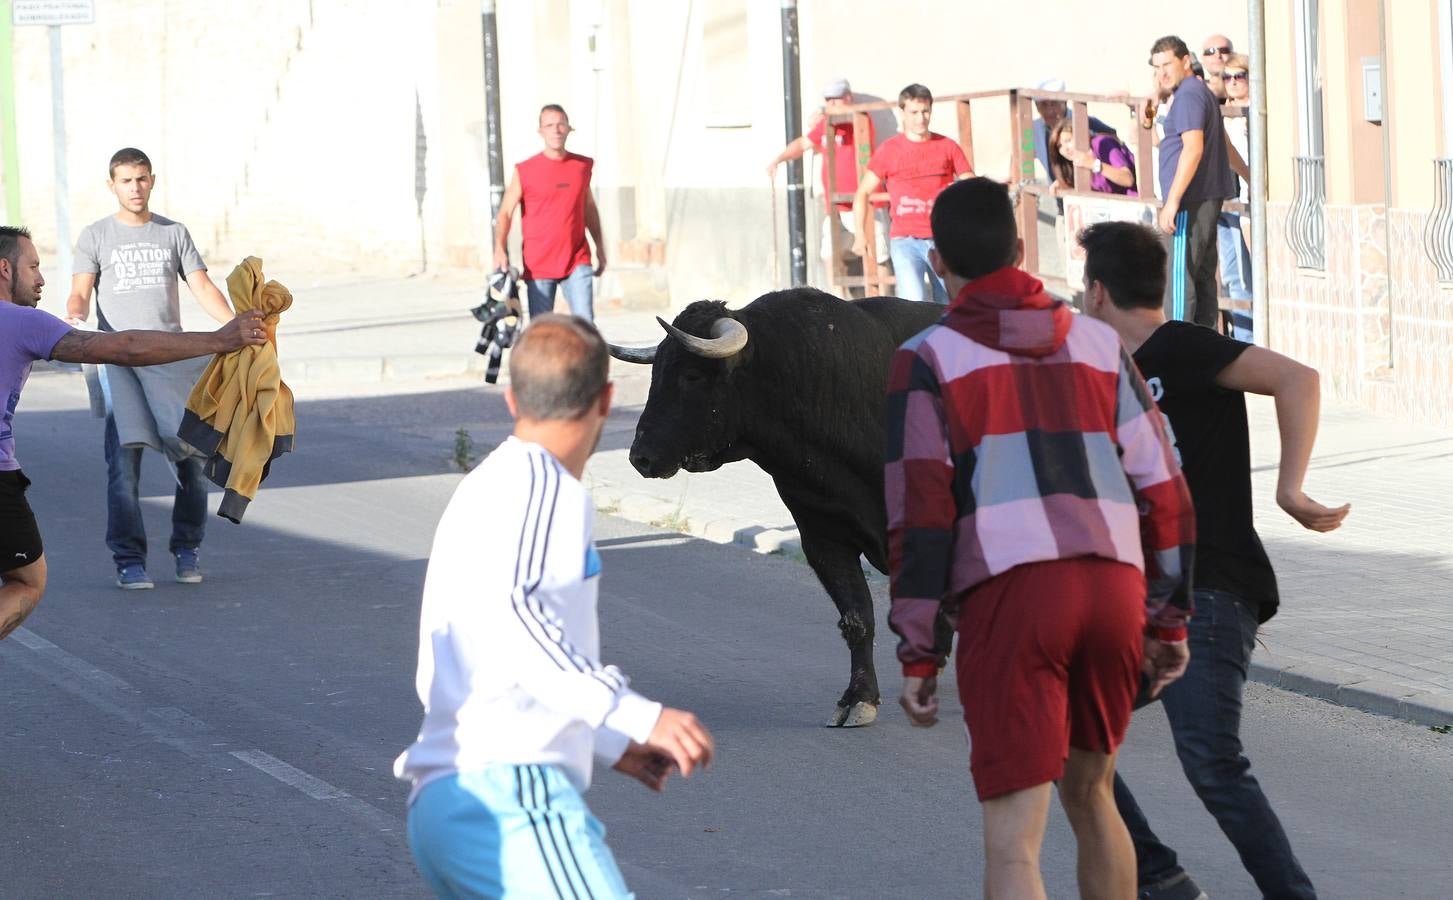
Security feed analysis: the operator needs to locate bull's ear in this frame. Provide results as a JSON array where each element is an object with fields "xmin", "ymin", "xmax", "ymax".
[{"xmin": 607, "ymin": 342, "xmax": 658, "ymax": 364}]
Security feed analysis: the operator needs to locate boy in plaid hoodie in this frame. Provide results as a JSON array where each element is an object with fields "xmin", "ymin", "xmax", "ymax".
[{"xmin": 884, "ymin": 178, "xmax": 1196, "ymax": 898}]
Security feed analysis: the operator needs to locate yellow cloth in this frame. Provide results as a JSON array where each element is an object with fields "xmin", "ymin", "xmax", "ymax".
[{"xmin": 179, "ymin": 257, "xmax": 295, "ymax": 523}]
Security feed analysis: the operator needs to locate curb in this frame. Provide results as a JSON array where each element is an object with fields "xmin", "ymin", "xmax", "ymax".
[{"xmin": 1248, "ymin": 659, "xmax": 1453, "ymax": 729}]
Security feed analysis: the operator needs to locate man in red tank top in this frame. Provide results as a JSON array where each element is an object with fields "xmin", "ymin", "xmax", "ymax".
[{"xmin": 493, "ymin": 105, "xmax": 605, "ymax": 321}]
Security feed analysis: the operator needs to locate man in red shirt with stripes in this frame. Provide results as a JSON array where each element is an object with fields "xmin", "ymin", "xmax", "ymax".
[
  {"xmin": 493, "ymin": 105, "xmax": 606, "ymax": 321},
  {"xmin": 885, "ymin": 178, "xmax": 1195, "ymax": 897}
]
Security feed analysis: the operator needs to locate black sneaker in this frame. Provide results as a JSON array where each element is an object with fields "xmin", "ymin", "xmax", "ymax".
[{"xmin": 1139, "ymin": 872, "xmax": 1209, "ymax": 900}]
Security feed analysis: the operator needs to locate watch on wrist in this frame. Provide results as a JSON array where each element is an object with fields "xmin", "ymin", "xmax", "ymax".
[{"xmin": 1091, "ymin": 157, "xmax": 1103, "ymax": 175}]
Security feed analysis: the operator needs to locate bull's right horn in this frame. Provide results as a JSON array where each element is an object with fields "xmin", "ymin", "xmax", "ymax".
[
  {"xmin": 606, "ymin": 341, "xmax": 659, "ymax": 364},
  {"xmin": 658, "ymin": 316, "xmax": 749, "ymax": 359}
]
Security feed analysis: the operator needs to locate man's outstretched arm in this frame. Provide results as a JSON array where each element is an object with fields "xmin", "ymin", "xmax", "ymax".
[
  {"xmin": 1215, "ymin": 346, "xmax": 1350, "ymax": 531},
  {"xmin": 50, "ymin": 309, "xmax": 267, "ymax": 366}
]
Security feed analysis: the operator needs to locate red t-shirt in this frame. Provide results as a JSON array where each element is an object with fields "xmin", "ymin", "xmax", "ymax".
[
  {"xmin": 866, "ymin": 133, "xmax": 972, "ymax": 239},
  {"xmin": 516, "ymin": 151, "xmax": 594, "ymax": 280},
  {"xmin": 807, "ymin": 115, "xmax": 882, "ymax": 212}
]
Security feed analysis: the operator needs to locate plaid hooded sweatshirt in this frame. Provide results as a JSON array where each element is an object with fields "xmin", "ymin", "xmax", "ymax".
[{"xmin": 885, "ymin": 267, "xmax": 1195, "ymax": 677}]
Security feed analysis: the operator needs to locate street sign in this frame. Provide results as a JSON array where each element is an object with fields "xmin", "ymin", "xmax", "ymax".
[{"xmin": 12, "ymin": 0, "xmax": 94, "ymax": 26}]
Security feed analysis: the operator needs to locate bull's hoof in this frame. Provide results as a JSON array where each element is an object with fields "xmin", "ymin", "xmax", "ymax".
[{"xmin": 826, "ymin": 701, "xmax": 879, "ymax": 728}]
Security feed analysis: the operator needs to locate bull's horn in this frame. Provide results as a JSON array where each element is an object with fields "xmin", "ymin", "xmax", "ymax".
[
  {"xmin": 607, "ymin": 342, "xmax": 658, "ymax": 364},
  {"xmin": 657, "ymin": 315, "xmax": 749, "ymax": 359}
]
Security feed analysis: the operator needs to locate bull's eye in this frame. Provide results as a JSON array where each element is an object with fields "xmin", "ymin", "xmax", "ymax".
[{"xmin": 680, "ymin": 369, "xmax": 706, "ymax": 388}]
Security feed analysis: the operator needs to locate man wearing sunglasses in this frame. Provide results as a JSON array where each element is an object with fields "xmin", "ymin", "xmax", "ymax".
[{"xmin": 1200, "ymin": 36, "xmax": 1235, "ymax": 76}]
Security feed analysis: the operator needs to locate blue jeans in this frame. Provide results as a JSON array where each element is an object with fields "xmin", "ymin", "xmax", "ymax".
[
  {"xmin": 526, "ymin": 263, "xmax": 595, "ymax": 320},
  {"xmin": 1114, "ymin": 590, "xmax": 1316, "ymax": 898},
  {"xmin": 889, "ymin": 237, "xmax": 949, "ymax": 304},
  {"xmin": 1218, "ymin": 212, "xmax": 1254, "ymax": 341},
  {"xmin": 408, "ymin": 766, "xmax": 633, "ymax": 899},
  {"xmin": 105, "ymin": 414, "xmax": 208, "ymax": 568}
]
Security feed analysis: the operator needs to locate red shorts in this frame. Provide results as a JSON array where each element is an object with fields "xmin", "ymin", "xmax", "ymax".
[{"xmin": 955, "ymin": 557, "xmax": 1146, "ymax": 801}]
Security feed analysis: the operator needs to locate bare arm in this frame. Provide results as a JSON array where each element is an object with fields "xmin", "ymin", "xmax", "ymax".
[
  {"xmin": 1157, "ymin": 129, "xmax": 1204, "ymax": 234},
  {"xmin": 65, "ymin": 272, "xmax": 97, "ymax": 325},
  {"xmin": 492, "ymin": 169, "xmax": 523, "ymax": 270},
  {"xmin": 49, "ymin": 310, "xmax": 268, "ymax": 367},
  {"xmin": 1102, "ymin": 162, "xmax": 1136, "ymax": 189},
  {"xmin": 184, "ymin": 269, "xmax": 235, "ymax": 325},
  {"xmin": 1165, "ymin": 129, "xmax": 1204, "ymax": 211},
  {"xmin": 584, "ymin": 190, "xmax": 606, "ymax": 276},
  {"xmin": 1214, "ymin": 346, "xmax": 1351, "ymax": 531},
  {"xmin": 767, "ymin": 135, "xmax": 815, "ymax": 178},
  {"xmin": 851, "ymin": 169, "xmax": 883, "ymax": 257}
]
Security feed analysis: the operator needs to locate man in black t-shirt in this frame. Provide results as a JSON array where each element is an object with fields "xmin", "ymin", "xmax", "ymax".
[{"xmin": 1080, "ymin": 222, "xmax": 1350, "ymax": 900}]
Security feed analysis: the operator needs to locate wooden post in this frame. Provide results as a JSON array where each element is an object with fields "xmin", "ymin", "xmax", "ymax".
[
  {"xmin": 1072, "ymin": 99, "xmax": 1091, "ymax": 193},
  {"xmin": 1135, "ymin": 99, "xmax": 1156, "ymax": 200},
  {"xmin": 956, "ymin": 99, "xmax": 976, "ymax": 173},
  {"xmin": 1014, "ymin": 92, "xmax": 1040, "ymax": 273},
  {"xmin": 852, "ymin": 110, "xmax": 883, "ymax": 296}
]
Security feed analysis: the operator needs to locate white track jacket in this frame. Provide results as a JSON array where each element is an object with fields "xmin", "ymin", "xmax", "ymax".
[{"xmin": 394, "ymin": 437, "xmax": 662, "ymax": 800}]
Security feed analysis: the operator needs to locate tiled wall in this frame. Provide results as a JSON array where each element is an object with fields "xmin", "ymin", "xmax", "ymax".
[{"xmin": 1267, "ymin": 203, "xmax": 1453, "ymax": 428}]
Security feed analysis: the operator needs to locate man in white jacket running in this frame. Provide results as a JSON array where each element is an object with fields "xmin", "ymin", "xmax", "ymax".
[{"xmin": 395, "ymin": 314, "xmax": 715, "ymax": 899}]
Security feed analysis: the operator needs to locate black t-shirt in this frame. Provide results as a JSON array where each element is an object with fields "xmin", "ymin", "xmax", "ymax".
[{"xmin": 1133, "ymin": 321, "xmax": 1280, "ymax": 622}]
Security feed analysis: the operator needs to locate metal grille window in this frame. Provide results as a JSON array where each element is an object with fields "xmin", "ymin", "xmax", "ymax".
[
  {"xmin": 1287, "ymin": 0, "xmax": 1327, "ymax": 270},
  {"xmin": 1288, "ymin": 156, "xmax": 1327, "ymax": 270},
  {"xmin": 1430, "ymin": 1, "xmax": 1453, "ymax": 281},
  {"xmin": 1427, "ymin": 159, "xmax": 1453, "ymax": 282}
]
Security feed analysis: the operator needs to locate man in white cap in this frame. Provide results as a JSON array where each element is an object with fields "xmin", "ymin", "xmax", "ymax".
[
  {"xmin": 1031, "ymin": 77, "xmax": 1117, "ymax": 185},
  {"xmin": 767, "ymin": 77, "xmax": 889, "ymax": 277}
]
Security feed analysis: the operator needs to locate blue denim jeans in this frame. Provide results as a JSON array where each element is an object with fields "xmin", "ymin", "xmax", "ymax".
[
  {"xmin": 1114, "ymin": 590, "xmax": 1316, "ymax": 898},
  {"xmin": 526, "ymin": 263, "xmax": 595, "ymax": 320},
  {"xmin": 888, "ymin": 237, "xmax": 949, "ymax": 304},
  {"xmin": 1218, "ymin": 212, "xmax": 1254, "ymax": 341},
  {"xmin": 104, "ymin": 414, "xmax": 208, "ymax": 568}
]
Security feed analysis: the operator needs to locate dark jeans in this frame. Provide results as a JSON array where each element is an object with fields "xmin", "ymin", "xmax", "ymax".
[
  {"xmin": 1114, "ymin": 590, "xmax": 1316, "ymax": 898},
  {"xmin": 1164, "ymin": 198, "xmax": 1224, "ymax": 330},
  {"xmin": 104, "ymin": 414, "xmax": 207, "ymax": 568}
]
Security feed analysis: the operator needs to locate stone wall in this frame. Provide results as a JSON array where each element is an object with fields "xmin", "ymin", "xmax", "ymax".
[{"xmin": 1267, "ymin": 202, "xmax": 1453, "ymax": 428}]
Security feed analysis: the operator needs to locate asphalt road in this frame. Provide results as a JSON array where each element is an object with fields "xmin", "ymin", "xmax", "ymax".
[{"xmin": 3, "ymin": 370, "xmax": 1450, "ymax": 899}]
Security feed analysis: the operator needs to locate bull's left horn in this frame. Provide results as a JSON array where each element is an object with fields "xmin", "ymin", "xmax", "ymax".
[
  {"xmin": 607, "ymin": 342, "xmax": 658, "ymax": 364},
  {"xmin": 658, "ymin": 316, "xmax": 749, "ymax": 359}
]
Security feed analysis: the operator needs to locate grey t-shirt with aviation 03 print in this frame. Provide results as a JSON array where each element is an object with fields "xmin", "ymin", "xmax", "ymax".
[{"xmin": 74, "ymin": 214, "xmax": 207, "ymax": 333}]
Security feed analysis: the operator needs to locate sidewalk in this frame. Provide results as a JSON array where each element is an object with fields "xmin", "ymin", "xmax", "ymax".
[{"xmin": 44, "ymin": 267, "xmax": 1453, "ymax": 727}]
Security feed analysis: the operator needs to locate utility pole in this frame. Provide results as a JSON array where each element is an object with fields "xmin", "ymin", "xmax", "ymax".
[
  {"xmin": 779, "ymin": 0, "xmax": 806, "ymax": 286},
  {"xmin": 481, "ymin": 0, "xmax": 506, "ymax": 260}
]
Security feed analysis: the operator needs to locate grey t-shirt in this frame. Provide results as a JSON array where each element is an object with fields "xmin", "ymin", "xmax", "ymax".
[{"xmin": 74, "ymin": 214, "xmax": 207, "ymax": 333}]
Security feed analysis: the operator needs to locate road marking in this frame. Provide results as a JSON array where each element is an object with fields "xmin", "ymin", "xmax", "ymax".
[
  {"xmin": 4, "ymin": 627, "xmax": 400, "ymax": 834},
  {"xmin": 230, "ymin": 749, "xmax": 351, "ymax": 800}
]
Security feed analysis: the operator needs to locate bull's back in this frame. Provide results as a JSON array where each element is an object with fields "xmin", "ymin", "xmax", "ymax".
[{"xmin": 852, "ymin": 297, "xmax": 946, "ymax": 347}]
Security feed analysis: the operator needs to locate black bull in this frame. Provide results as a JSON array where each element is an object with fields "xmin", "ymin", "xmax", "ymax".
[{"xmin": 608, "ymin": 287, "xmax": 943, "ymax": 727}]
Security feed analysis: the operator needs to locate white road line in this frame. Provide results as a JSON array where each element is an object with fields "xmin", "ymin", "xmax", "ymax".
[
  {"xmin": 10, "ymin": 627, "xmax": 137, "ymax": 693},
  {"xmin": 230, "ymin": 749, "xmax": 351, "ymax": 801},
  {"xmin": 4, "ymin": 626, "xmax": 400, "ymax": 834}
]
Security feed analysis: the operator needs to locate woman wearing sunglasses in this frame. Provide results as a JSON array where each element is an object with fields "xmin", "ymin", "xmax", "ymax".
[{"xmin": 1220, "ymin": 54, "xmax": 1254, "ymax": 340}]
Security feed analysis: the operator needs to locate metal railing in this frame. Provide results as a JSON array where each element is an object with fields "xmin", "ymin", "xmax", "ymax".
[
  {"xmin": 1424, "ymin": 158, "xmax": 1453, "ymax": 283},
  {"xmin": 1286, "ymin": 155, "xmax": 1326, "ymax": 270}
]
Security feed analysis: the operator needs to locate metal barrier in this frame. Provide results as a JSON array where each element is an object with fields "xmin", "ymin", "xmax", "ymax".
[
  {"xmin": 1286, "ymin": 155, "xmax": 1326, "ymax": 270},
  {"xmin": 817, "ymin": 88, "xmax": 1258, "ymax": 302},
  {"xmin": 1424, "ymin": 158, "xmax": 1453, "ymax": 283}
]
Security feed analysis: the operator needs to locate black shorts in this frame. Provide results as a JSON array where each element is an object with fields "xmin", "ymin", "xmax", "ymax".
[{"xmin": 0, "ymin": 470, "xmax": 43, "ymax": 573}]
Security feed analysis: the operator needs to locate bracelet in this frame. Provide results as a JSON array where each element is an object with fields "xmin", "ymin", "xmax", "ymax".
[{"xmin": 1091, "ymin": 158, "xmax": 1103, "ymax": 175}]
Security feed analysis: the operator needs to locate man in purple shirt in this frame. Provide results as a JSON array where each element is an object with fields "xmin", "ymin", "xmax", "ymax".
[
  {"xmin": 0, "ymin": 225, "xmax": 265, "ymax": 641},
  {"xmin": 1150, "ymin": 35, "xmax": 1237, "ymax": 330}
]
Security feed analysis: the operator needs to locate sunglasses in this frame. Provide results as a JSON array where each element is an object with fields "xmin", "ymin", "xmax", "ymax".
[
  {"xmin": 1224, "ymin": 71, "xmax": 1248, "ymax": 82},
  {"xmin": 1203, "ymin": 46, "xmax": 1232, "ymax": 56}
]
